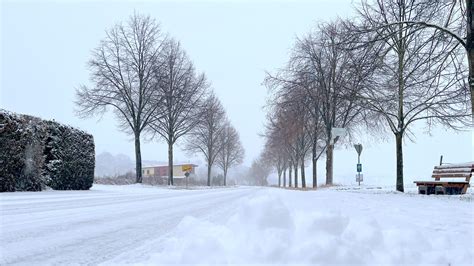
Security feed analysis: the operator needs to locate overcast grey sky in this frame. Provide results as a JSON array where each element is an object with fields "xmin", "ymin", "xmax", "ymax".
[{"xmin": 1, "ymin": 0, "xmax": 473, "ymax": 186}]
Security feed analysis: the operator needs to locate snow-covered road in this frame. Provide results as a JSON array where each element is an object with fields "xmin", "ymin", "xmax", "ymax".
[
  {"xmin": 0, "ymin": 185, "xmax": 259, "ymax": 265},
  {"xmin": 1, "ymin": 185, "xmax": 473, "ymax": 265}
]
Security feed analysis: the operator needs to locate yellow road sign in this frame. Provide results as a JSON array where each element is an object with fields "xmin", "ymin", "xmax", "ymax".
[{"xmin": 181, "ymin": 165, "xmax": 192, "ymax": 172}]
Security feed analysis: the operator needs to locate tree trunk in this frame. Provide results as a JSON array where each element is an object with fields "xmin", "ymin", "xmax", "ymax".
[
  {"xmin": 326, "ymin": 142, "xmax": 334, "ymax": 185},
  {"xmin": 207, "ymin": 164, "xmax": 211, "ymax": 186},
  {"xmin": 312, "ymin": 140, "xmax": 317, "ymax": 188},
  {"xmin": 283, "ymin": 168, "xmax": 287, "ymax": 187},
  {"xmin": 301, "ymin": 160, "xmax": 306, "ymax": 188},
  {"xmin": 224, "ymin": 168, "xmax": 227, "ymax": 186},
  {"xmin": 395, "ymin": 133, "xmax": 404, "ymax": 192},
  {"xmin": 467, "ymin": 0, "xmax": 474, "ymax": 117},
  {"xmin": 134, "ymin": 133, "xmax": 142, "ymax": 183},
  {"xmin": 278, "ymin": 171, "xmax": 281, "ymax": 187},
  {"xmin": 168, "ymin": 141, "xmax": 174, "ymax": 186},
  {"xmin": 294, "ymin": 163, "xmax": 298, "ymax": 188},
  {"xmin": 396, "ymin": 11, "xmax": 406, "ymax": 193},
  {"xmin": 289, "ymin": 165, "xmax": 292, "ymax": 187}
]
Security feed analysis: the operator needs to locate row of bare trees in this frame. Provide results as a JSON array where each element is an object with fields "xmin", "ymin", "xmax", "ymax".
[
  {"xmin": 263, "ymin": 0, "xmax": 472, "ymax": 192},
  {"xmin": 76, "ymin": 13, "xmax": 244, "ymax": 186},
  {"xmin": 185, "ymin": 93, "xmax": 245, "ymax": 186}
]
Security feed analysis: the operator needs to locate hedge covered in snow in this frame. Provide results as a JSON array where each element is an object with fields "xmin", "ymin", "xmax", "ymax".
[
  {"xmin": 0, "ymin": 110, "xmax": 95, "ymax": 192},
  {"xmin": 0, "ymin": 112, "xmax": 47, "ymax": 191}
]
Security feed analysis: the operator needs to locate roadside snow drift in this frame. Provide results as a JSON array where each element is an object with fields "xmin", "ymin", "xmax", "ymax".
[
  {"xmin": 141, "ymin": 190, "xmax": 473, "ymax": 265},
  {"xmin": 1, "ymin": 185, "xmax": 472, "ymax": 265}
]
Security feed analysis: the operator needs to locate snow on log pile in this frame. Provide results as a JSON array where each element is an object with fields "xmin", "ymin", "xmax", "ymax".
[{"xmin": 0, "ymin": 109, "xmax": 95, "ymax": 192}]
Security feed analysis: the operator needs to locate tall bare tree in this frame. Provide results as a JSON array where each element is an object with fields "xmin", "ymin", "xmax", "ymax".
[
  {"xmin": 75, "ymin": 13, "xmax": 166, "ymax": 183},
  {"xmin": 356, "ymin": 0, "xmax": 473, "ymax": 117},
  {"xmin": 185, "ymin": 93, "xmax": 226, "ymax": 186},
  {"xmin": 292, "ymin": 21, "xmax": 378, "ymax": 185},
  {"xmin": 216, "ymin": 121, "xmax": 245, "ymax": 186},
  {"xmin": 356, "ymin": 0, "xmax": 472, "ymax": 192},
  {"xmin": 148, "ymin": 39, "xmax": 208, "ymax": 185}
]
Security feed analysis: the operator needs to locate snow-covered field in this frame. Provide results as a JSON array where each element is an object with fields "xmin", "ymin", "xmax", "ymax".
[{"xmin": 1, "ymin": 185, "xmax": 473, "ymax": 265}]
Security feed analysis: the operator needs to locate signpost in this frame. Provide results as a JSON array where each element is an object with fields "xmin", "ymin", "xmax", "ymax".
[
  {"xmin": 354, "ymin": 144, "xmax": 363, "ymax": 186},
  {"xmin": 185, "ymin": 172, "xmax": 190, "ymax": 189},
  {"xmin": 356, "ymin": 174, "xmax": 363, "ymax": 182},
  {"xmin": 182, "ymin": 165, "xmax": 192, "ymax": 189}
]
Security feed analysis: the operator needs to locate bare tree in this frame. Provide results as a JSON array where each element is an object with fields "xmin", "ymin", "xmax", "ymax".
[
  {"xmin": 290, "ymin": 21, "xmax": 378, "ymax": 185},
  {"xmin": 305, "ymin": 98, "xmax": 327, "ymax": 188},
  {"xmin": 185, "ymin": 93, "xmax": 226, "ymax": 186},
  {"xmin": 148, "ymin": 39, "xmax": 208, "ymax": 186},
  {"xmin": 355, "ymin": 0, "xmax": 473, "ymax": 117},
  {"xmin": 355, "ymin": 0, "xmax": 472, "ymax": 192},
  {"xmin": 216, "ymin": 121, "xmax": 245, "ymax": 186},
  {"xmin": 75, "ymin": 13, "xmax": 166, "ymax": 183}
]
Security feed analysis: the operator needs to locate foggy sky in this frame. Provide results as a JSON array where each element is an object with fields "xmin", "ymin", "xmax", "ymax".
[{"xmin": 1, "ymin": 0, "xmax": 473, "ymax": 186}]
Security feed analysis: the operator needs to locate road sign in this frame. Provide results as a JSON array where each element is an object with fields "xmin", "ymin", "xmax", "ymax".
[
  {"xmin": 357, "ymin": 163, "xmax": 362, "ymax": 172},
  {"xmin": 354, "ymin": 144, "xmax": 363, "ymax": 155},
  {"xmin": 356, "ymin": 174, "xmax": 363, "ymax": 182},
  {"xmin": 182, "ymin": 164, "xmax": 192, "ymax": 172},
  {"xmin": 185, "ymin": 172, "xmax": 190, "ymax": 189},
  {"xmin": 330, "ymin": 127, "xmax": 347, "ymax": 144},
  {"xmin": 331, "ymin": 127, "xmax": 347, "ymax": 138}
]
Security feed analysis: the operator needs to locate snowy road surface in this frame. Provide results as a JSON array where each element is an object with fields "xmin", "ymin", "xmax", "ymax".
[
  {"xmin": 1, "ymin": 185, "xmax": 258, "ymax": 265},
  {"xmin": 1, "ymin": 185, "xmax": 473, "ymax": 265}
]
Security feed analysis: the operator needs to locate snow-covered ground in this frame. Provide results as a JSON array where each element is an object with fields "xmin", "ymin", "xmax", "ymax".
[{"xmin": 1, "ymin": 185, "xmax": 473, "ymax": 265}]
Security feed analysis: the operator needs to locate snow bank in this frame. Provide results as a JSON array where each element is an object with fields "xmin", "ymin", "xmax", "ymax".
[{"xmin": 141, "ymin": 190, "xmax": 472, "ymax": 265}]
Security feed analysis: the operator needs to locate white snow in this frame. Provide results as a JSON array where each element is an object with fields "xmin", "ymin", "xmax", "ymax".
[{"xmin": 1, "ymin": 184, "xmax": 473, "ymax": 265}]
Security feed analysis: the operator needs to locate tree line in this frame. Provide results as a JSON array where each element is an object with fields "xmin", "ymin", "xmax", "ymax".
[
  {"xmin": 260, "ymin": 0, "xmax": 472, "ymax": 192},
  {"xmin": 75, "ymin": 13, "xmax": 244, "ymax": 186}
]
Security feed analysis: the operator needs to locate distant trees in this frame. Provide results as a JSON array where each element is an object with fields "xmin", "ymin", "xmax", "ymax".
[
  {"xmin": 185, "ymin": 93, "xmax": 226, "ymax": 186},
  {"xmin": 261, "ymin": 121, "xmax": 289, "ymax": 188},
  {"xmin": 184, "ymin": 93, "xmax": 245, "ymax": 187},
  {"xmin": 216, "ymin": 122, "xmax": 245, "ymax": 186},
  {"xmin": 76, "ymin": 13, "xmax": 165, "ymax": 183},
  {"xmin": 148, "ymin": 39, "xmax": 208, "ymax": 186},
  {"xmin": 246, "ymin": 156, "xmax": 272, "ymax": 186}
]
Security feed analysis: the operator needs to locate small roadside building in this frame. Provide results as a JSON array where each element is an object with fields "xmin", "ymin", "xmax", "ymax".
[{"xmin": 142, "ymin": 164, "xmax": 198, "ymax": 179}]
